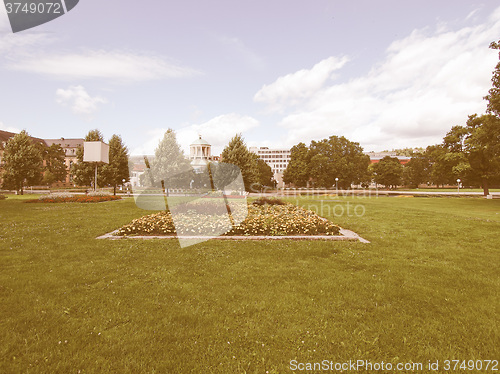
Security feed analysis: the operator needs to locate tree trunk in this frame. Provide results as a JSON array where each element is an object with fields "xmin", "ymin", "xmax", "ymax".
[
  {"xmin": 113, "ymin": 185, "xmax": 116, "ymax": 196},
  {"xmin": 482, "ymin": 178, "xmax": 490, "ymax": 196}
]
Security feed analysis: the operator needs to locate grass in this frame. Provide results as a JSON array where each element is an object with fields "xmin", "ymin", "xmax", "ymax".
[{"xmin": 0, "ymin": 195, "xmax": 498, "ymax": 373}]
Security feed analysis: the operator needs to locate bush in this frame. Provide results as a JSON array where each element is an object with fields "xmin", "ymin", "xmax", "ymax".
[
  {"xmin": 252, "ymin": 197, "xmax": 286, "ymax": 206},
  {"xmin": 26, "ymin": 195, "xmax": 121, "ymax": 203}
]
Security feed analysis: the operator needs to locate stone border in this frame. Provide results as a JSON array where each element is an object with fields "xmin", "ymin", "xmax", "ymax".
[{"xmin": 96, "ymin": 228, "xmax": 370, "ymax": 243}]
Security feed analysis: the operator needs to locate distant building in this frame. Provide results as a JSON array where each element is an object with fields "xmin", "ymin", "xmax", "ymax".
[
  {"xmin": 364, "ymin": 151, "xmax": 411, "ymax": 165},
  {"xmin": 249, "ymin": 146, "xmax": 291, "ymax": 188},
  {"xmin": 189, "ymin": 135, "xmax": 218, "ymax": 171}
]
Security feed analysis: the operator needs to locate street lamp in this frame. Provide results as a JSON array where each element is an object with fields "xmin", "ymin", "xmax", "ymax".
[
  {"xmin": 335, "ymin": 177, "xmax": 339, "ymax": 195},
  {"xmin": 457, "ymin": 178, "xmax": 461, "ymax": 194}
]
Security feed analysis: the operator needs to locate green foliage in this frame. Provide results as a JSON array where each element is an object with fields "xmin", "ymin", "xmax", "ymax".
[
  {"xmin": 283, "ymin": 142, "xmax": 310, "ymax": 187},
  {"xmin": 71, "ymin": 129, "xmax": 105, "ymax": 187},
  {"xmin": 284, "ymin": 137, "xmax": 370, "ymax": 189},
  {"xmin": 40, "ymin": 143, "xmax": 67, "ymax": 185},
  {"xmin": 463, "ymin": 114, "xmax": 500, "ymax": 195},
  {"xmin": 372, "ymin": 156, "xmax": 403, "ymax": 189},
  {"xmin": 220, "ymin": 134, "xmax": 257, "ymax": 191},
  {"xmin": 484, "ymin": 40, "xmax": 500, "ymax": 117},
  {"xmin": 308, "ymin": 136, "xmax": 371, "ymax": 188},
  {"xmin": 403, "ymin": 153, "xmax": 431, "ymax": 188},
  {"xmin": 253, "ymin": 155, "xmax": 274, "ymax": 188},
  {"xmin": 252, "ymin": 196, "xmax": 286, "ymax": 206},
  {"xmin": 141, "ymin": 129, "xmax": 193, "ymax": 189},
  {"xmin": 1, "ymin": 130, "xmax": 43, "ymax": 194},
  {"xmin": 101, "ymin": 134, "xmax": 130, "ymax": 195}
]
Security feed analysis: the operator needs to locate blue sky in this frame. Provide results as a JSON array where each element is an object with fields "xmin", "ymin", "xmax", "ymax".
[{"xmin": 1, "ymin": 0, "xmax": 500, "ymax": 155}]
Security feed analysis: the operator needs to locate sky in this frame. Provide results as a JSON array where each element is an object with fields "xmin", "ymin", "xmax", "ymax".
[{"xmin": 1, "ymin": 0, "xmax": 500, "ymax": 155}]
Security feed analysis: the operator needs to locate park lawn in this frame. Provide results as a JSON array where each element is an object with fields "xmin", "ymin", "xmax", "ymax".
[{"xmin": 0, "ymin": 195, "xmax": 498, "ymax": 373}]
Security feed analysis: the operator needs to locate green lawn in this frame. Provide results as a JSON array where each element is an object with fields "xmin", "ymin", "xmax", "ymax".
[{"xmin": 0, "ymin": 195, "xmax": 498, "ymax": 373}]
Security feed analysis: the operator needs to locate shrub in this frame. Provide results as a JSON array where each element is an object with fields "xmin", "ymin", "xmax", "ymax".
[
  {"xmin": 26, "ymin": 195, "xmax": 121, "ymax": 203},
  {"xmin": 252, "ymin": 197, "xmax": 286, "ymax": 206}
]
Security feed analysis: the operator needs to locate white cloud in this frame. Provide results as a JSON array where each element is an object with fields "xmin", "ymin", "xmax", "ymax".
[
  {"xmin": 56, "ymin": 85, "xmax": 107, "ymax": 116},
  {"xmin": 131, "ymin": 113, "xmax": 260, "ymax": 156},
  {"xmin": 9, "ymin": 50, "xmax": 201, "ymax": 82},
  {"xmin": 253, "ymin": 56, "xmax": 350, "ymax": 112},
  {"xmin": 259, "ymin": 7, "xmax": 500, "ymax": 151}
]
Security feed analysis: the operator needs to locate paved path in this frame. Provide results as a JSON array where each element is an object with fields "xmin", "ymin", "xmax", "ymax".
[{"xmin": 97, "ymin": 229, "xmax": 370, "ymax": 243}]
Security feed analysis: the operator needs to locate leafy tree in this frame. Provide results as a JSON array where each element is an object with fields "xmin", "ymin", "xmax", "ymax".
[
  {"xmin": 484, "ymin": 40, "xmax": 500, "ymax": 117},
  {"xmin": 372, "ymin": 156, "xmax": 403, "ymax": 189},
  {"xmin": 463, "ymin": 114, "xmax": 500, "ymax": 195},
  {"xmin": 283, "ymin": 142, "xmax": 310, "ymax": 187},
  {"xmin": 253, "ymin": 155, "xmax": 274, "ymax": 188},
  {"xmin": 141, "ymin": 129, "xmax": 192, "ymax": 189},
  {"xmin": 101, "ymin": 134, "xmax": 130, "ymax": 195},
  {"xmin": 219, "ymin": 134, "xmax": 257, "ymax": 191},
  {"xmin": 40, "ymin": 143, "xmax": 67, "ymax": 185},
  {"xmin": 403, "ymin": 153, "xmax": 431, "ymax": 188},
  {"xmin": 1, "ymin": 130, "xmax": 43, "ymax": 194},
  {"xmin": 308, "ymin": 136, "xmax": 370, "ymax": 189},
  {"xmin": 72, "ymin": 129, "xmax": 105, "ymax": 187}
]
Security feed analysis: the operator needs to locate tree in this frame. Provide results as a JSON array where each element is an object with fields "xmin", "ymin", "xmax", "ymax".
[
  {"xmin": 283, "ymin": 142, "xmax": 310, "ymax": 187},
  {"xmin": 484, "ymin": 40, "xmax": 500, "ymax": 117},
  {"xmin": 1, "ymin": 130, "xmax": 43, "ymax": 194},
  {"xmin": 219, "ymin": 134, "xmax": 257, "ymax": 191},
  {"xmin": 372, "ymin": 156, "xmax": 403, "ymax": 189},
  {"xmin": 463, "ymin": 114, "xmax": 500, "ymax": 195},
  {"xmin": 40, "ymin": 143, "xmax": 67, "ymax": 185},
  {"xmin": 101, "ymin": 134, "xmax": 130, "ymax": 195},
  {"xmin": 403, "ymin": 153, "xmax": 431, "ymax": 188},
  {"xmin": 71, "ymin": 129, "xmax": 105, "ymax": 187},
  {"xmin": 308, "ymin": 136, "xmax": 370, "ymax": 189},
  {"xmin": 253, "ymin": 155, "xmax": 274, "ymax": 189},
  {"xmin": 141, "ymin": 129, "xmax": 192, "ymax": 189}
]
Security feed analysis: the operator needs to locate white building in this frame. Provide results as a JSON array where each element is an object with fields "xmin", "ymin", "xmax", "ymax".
[
  {"xmin": 189, "ymin": 135, "xmax": 218, "ymax": 172},
  {"xmin": 249, "ymin": 146, "xmax": 291, "ymax": 188}
]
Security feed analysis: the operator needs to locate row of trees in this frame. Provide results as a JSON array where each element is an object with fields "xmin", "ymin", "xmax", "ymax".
[
  {"xmin": 283, "ymin": 136, "xmax": 371, "ymax": 188},
  {"xmin": 140, "ymin": 130, "xmax": 274, "ymax": 192},
  {"xmin": 1, "ymin": 131, "xmax": 67, "ymax": 194},
  {"xmin": 71, "ymin": 129, "xmax": 129, "ymax": 195},
  {"xmin": 1, "ymin": 129, "xmax": 129, "ymax": 195}
]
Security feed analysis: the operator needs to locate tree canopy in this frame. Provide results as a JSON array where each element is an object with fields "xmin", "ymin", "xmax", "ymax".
[
  {"xmin": 1, "ymin": 130, "xmax": 43, "ymax": 194},
  {"xmin": 284, "ymin": 136, "xmax": 370, "ymax": 188},
  {"xmin": 372, "ymin": 156, "xmax": 403, "ymax": 189},
  {"xmin": 141, "ymin": 129, "xmax": 192, "ymax": 189},
  {"xmin": 101, "ymin": 134, "xmax": 130, "ymax": 195},
  {"xmin": 40, "ymin": 143, "xmax": 67, "ymax": 185},
  {"xmin": 220, "ymin": 134, "xmax": 257, "ymax": 191},
  {"xmin": 72, "ymin": 129, "xmax": 105, "ymax": 187}
]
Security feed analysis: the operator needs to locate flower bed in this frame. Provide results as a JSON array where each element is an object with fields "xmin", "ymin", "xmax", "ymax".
[
  {"xmin": 115, "ymin": 200, "xmax": 340, "ymax": 236},
  {"xmin": 26, "ymin": 194, "xmax": 121, "ymax": 203}
]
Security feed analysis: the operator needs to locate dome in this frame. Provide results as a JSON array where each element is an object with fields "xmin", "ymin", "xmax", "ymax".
[{"xmin": 190, "ymin": 135, "xmax": 210, "ymax": 146}]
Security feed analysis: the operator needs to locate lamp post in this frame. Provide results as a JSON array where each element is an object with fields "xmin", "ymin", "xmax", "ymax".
[
  {"xmin": 335, "ymin": 177, "xmax": 339, "ymax": 195},
  {"xmin": 457, "ymin": 178, "xmax": 461, "ymax": 194}
]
